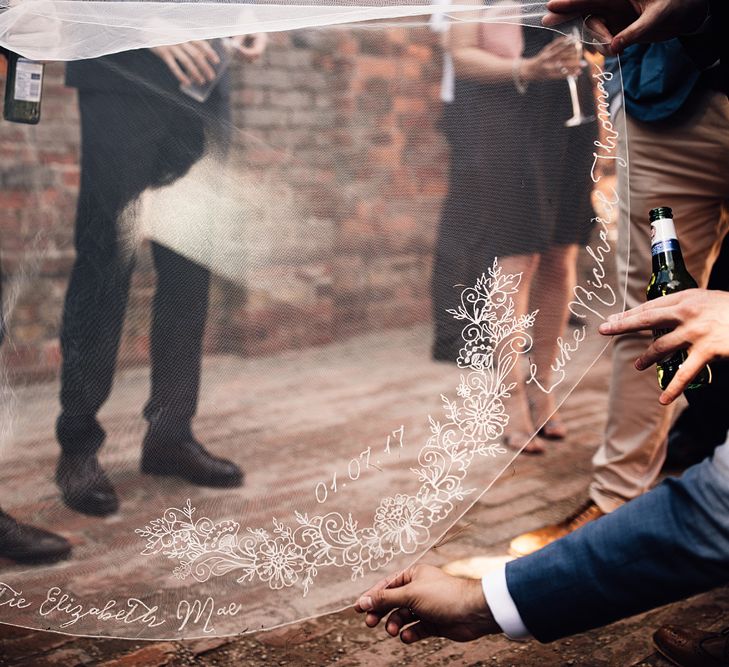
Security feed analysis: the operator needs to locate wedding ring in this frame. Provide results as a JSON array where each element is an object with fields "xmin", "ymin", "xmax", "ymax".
[{"xmin": 560, "ymin": 66, "xmax": 569, "ymax": 75}]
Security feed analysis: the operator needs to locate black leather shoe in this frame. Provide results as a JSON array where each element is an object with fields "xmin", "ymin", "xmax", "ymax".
[
  {"xmin": 56, "ymin": 453, "xmax": 119, "ymax": 517},
  {"xmin": 141, "ymin": 436, "xmax": 243, "ymax": 488},
  {"xmin": 0, "ymin": 510, "xmax": 72, "ymax": 564}
]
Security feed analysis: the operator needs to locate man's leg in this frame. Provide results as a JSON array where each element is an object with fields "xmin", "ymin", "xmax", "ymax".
[
  {"xmin": 591, "ymin": 93, "xmax": 729, "ymax": 511},
  {"xmin": 143, "ymin": 242, "xmax": 210, "ymax": 439},
  {"xmin": 139, "ymin": 93, "xmax": 242, "ymax": 488},
  {"xmin": 56, "ymin": 91, "xmax": 157, "ymax": 516}
]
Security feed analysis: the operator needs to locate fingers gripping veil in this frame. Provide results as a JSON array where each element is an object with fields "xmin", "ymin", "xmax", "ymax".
[{"xmin": 0, "ymin": 0, "xmax": 628, "ymax": 639}]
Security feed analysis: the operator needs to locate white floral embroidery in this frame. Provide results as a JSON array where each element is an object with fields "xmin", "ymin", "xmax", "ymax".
[
  {"xmin": 373, "ymin": 494, "xmax": 429, "ymax": 554},
  {"xmin": 136, "ymin": 259, "xmax": 537, "ymax": 594}
]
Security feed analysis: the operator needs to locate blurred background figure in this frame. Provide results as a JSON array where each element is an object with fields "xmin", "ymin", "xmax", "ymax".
[
  {"xmin": 56, "ymin": 35, "xmax": 266, "ymax": 517},
  {"xmin": 431, "ymin": 0, "xmax": 596, "ymax": 453}
]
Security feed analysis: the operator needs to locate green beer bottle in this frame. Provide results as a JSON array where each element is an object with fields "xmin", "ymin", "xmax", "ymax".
[
  {"xmin": 646, "ymin": 207, "xmax": 711, "ymax": 391},
  {"xmin": 2, "ymin": 49, "xmax": 44, "ymax": 124}
]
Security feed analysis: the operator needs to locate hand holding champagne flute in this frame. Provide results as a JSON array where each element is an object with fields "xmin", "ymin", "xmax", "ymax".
[{"xmin": 564, "ymin": 26, "xmax": 594, "ymax": 127}]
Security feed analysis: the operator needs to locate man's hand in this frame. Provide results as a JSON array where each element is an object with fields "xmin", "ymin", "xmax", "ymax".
[
  {"xmin": 151, "ymin": 41, "xmax": 220, "ymax": 87},
  {"xmin": 599, "ymin": 289, "xmax": 729, "ymax": 404},
  {"xmin": 354, "ymin": 564, "xmax": 501, "ymax": 644},
  {"xmin": 541, "ymin": 0, "xmax": 709, "ymax": 54},
  {"xmin": 231, "ymin": 33, "xmax": 268, "ymax": 63}
]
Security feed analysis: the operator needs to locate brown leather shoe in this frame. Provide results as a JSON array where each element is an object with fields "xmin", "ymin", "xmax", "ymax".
[
  {"xmin": 654, "ymin": 625, "xmax": 729, "ymax": 667},
  {"xmin": 508, "ymin": 500, "xmax": 604, "ymax": 557}
]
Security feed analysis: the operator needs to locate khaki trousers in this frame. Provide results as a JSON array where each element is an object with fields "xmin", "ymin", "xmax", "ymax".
[{"xmin": 590, "ymin": 91, "xmax": 729, "ymax": 513}]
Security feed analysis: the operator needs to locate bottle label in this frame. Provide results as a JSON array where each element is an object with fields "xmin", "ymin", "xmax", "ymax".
[
  {"xmin": 13, "ymin": 59, "xmax": 43, "ymax": 103},
  {"xmin": 650, "ymin": 217, "xmax": 678, "ymax": 256},
  {"xmin": 651, "ymin": 239, "xmax": 680, "ymax": 256}
]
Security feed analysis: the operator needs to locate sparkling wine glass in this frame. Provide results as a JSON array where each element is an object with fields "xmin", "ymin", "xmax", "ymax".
[{"xmin": 564, "ymin": 27, "xmax": 595, "ymax": 128}]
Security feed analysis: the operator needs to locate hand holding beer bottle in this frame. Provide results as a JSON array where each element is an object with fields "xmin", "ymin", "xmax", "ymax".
[
  {"xmin": 641, "ymin": 207, "xmax": 711, "ymax": 393},
  {"xmin": 599, "ymin": 287, "xmax": 729, "ymax": 404}
]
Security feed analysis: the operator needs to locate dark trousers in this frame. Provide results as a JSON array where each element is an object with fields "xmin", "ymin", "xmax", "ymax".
[{"xmin": 57, "ymin": 89, "xmax": 226, "ymax": 453}]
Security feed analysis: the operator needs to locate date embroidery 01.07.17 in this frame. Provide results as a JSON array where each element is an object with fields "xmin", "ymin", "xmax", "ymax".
[{"xmin": 136, "ymin": 259, "xmax": 536, "ymax": 595}]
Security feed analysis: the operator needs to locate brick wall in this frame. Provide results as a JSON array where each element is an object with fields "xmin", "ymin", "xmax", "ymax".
[{"xmin": 0, "ymin": 27, "xmax": 448, "ymax": 381}]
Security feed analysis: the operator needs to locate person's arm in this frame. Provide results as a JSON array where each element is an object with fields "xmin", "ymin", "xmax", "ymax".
[
  {"xmin": 356, "ymin": 439, "xmax": 729, "ymax": 643},
  {"xmin": 506, "ymin": 445, "xmax": 729, "ymax": 641},
  {"xmin": 599, "ymin": 289, "xmax": 729, "ymax": 404},
  {"xmin": 447, "ymin": 0, "xmax": 581, "ymax": 83},
  {"xmin": 541, "ymin": 0, "xmax": 709, "ymax": 54}
]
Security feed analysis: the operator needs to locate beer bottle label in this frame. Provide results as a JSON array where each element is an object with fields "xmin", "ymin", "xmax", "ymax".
[
  {"xmin": 650, "ymin": 216, "xmax": 678, "ymax": 256},
  {"xmin": 13, "ymin": 59, "xmax": 44, "ymax": 103},
  {"xmin": 651, "ymin": 239, "xmax": 679, "ymax": 256}
]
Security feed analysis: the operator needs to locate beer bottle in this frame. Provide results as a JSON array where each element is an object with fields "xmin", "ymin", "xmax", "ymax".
[
  {"xmin": 2, "ymin": 49, "xmax": 44, "ymax": 124},
  {"xmin": 646, "ymin": 206, "xmax": 711, "ymax": 391}
]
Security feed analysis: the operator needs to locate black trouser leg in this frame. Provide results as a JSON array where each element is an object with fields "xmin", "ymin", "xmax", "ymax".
[
  {"xmin": 57, "ymin": 92, "xmax": 156, "ymax": 454},
  {"xmin": 143, "ymin": 242, "xmax": 210, "ymax": 441},
  {"xmin": 58, "ymin": 85, "xmax": 217, "ymax": 454}
]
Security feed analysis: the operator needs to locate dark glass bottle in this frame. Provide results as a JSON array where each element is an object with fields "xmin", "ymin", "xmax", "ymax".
[
  {"xmin": 646, "ymin": 207, "xmax": 711, "ymax": 390},
  {"xmin": 3, "ymin": 49, "xmax": 44, "ymax": 124}
]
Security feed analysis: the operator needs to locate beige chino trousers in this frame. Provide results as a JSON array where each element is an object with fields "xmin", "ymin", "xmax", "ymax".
[{"xmin": 590, "ymin": 90, "xmax": 729, "ymax": 513}]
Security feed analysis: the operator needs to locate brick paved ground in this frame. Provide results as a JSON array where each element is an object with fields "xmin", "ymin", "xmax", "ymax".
[{"xmin": 1, "ymin": 324, "xmax": 727, "ymax": 666}]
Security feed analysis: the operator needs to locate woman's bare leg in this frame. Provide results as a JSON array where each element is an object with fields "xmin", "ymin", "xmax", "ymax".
[{"xmin": 528, "ymin": 243, "xmax": 579, "ymax": 436}]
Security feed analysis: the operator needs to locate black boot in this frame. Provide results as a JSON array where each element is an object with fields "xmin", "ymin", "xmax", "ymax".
[
  {"xmin": 141, "ymin": 430, "xmax": 243, "ymax": 488},
  {"xmin": 56, "ymin": 454, "xmax": 119, "ymax": 517},
  {"xmin": 55, "ymin": 415, "xmax": 118, "ymax": 517},
  {"xmin": 0, "ymin": 509, "xmax": 72, "ymax": 564}
]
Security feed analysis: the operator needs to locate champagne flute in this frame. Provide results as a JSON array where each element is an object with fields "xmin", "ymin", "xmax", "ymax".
[{"xmin": 564, "ymin": 27, "xmax": 594, "ymax": 128}]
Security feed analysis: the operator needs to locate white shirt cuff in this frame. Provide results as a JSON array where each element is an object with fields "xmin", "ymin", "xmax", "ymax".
[{"xmin": 482, "ymin": 565, "xmax": 531, "ymax": 640}]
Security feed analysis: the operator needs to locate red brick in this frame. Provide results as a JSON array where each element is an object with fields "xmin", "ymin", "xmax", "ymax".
[{"xmin": 355, "ymin": 57, "xmax": 398, "ymax": 80}]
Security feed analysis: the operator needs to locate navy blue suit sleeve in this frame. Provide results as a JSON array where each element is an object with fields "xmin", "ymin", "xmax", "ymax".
[{"xmin": 505, "ymin": 455, "xmax": 729, "ymax": 643}]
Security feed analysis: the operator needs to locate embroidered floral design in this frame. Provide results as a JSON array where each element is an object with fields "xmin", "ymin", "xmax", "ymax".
[
  {"xmin": 373, "ymin": 494, "xmax": 429, "ymax": 554},
  {"xmin": 256, "ymin": 537, "xmax": 305, "ymax": 589},
  {"xmin": 136, "ymin": 259, "xmax": 537, "ymax": 594}
]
